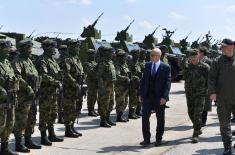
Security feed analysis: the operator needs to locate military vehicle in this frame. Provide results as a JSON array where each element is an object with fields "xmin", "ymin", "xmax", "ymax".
[
  {"xmin": 158, "ymin": 28, "xmax": 184, "ymax": 81},
  {"xmin": 111, "ymin": 20, "xmax": 140, "ymax": 53}
]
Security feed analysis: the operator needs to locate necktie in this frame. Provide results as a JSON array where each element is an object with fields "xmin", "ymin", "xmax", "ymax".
[{"xmin": 152, "ymin": 63, "xmax": 156, "ymax": 78}]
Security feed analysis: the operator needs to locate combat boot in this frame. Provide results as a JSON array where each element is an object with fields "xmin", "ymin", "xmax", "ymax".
[
  {"xmin": 128, "ymin": 108, "xmax": 138, "ymax": 119},
  {"xmin": 71, "ymin": 123, "xmax": 82, "ymax": 136},
  {"xmin": 106, "ymin": 116, "xmax": 116, "ymax": 126},
  {"xmin": 65, "ymin": 125, "xmax": 79, "ymax": 138},
  {"xmin": 1, "ymin": 141, "xmax": 19, "ymax": 155},
  {"xmin": 136, "ymin": 105, "xmax": 142, "ymax": 117},
  {"xmin": 48, "ymin": 126, "xmax": 64, "ymax": 142},
  {"xmin": 40, "ymin": 130, "xmax": 52, "ymax": 146},
  {"xmin": 88, "ymin": 108, "xmax": 98, "ymax": 117},
  {"xmin": 25, "ymin": 136, "xmax": 42, "ymax": 149},
  {"xmin": 191, "ymin": 136, "xmax": 199, "ymax": 143},
  {"xmin": 224, "ymin": 145, "xmax": 233, "ymax": 155},
  {"xmin": 100, "ymin": 117, "xmax": 111, "ymax": 128},
  {"xmin": 116, "ymin": 112, "xmax": 128, "ymax": 122},
  {"xmin": 15, "ymin": 136, "xmax": 30, "ymax": 153}
]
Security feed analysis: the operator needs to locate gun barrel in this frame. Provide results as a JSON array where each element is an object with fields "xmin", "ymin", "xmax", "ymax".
[
  {"xmin": 91, "ymin": 12, "xmax": 104, "ymax": 27},
  {"xmin": 151, "ymin": 25, "xmax": 160, "ymax": 35},
  {"xmin": 124, "ymin": 19, "xmax": 135, "ymax": 31}
]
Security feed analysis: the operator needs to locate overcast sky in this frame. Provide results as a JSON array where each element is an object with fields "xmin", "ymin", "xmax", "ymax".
[{"xmin": 0, "ymin": 0, "xmax": 235, "ymax": 42}]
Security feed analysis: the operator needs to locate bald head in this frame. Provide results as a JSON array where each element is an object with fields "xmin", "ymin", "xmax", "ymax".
[{"xmin": 151, "ymin": 48, "xmax": 161, "ymax": 62}]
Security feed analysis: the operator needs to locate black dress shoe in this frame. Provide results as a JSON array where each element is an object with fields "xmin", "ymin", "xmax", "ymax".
[
  {"xmin": 154, "ymin": 139, "xmax": 162, "ymax": 146},
  {"xmin": 140, "ymin": 141, "xmax": 150, "ymax": 147}
]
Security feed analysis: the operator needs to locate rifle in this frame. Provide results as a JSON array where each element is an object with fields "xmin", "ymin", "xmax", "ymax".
[
  {"xmin": 76, "ymin": 73, "xmax": 84, "ymax": 124},
  {"xmin": 58, "ymin": 71, "xmax": 64, "ymax": 123}
]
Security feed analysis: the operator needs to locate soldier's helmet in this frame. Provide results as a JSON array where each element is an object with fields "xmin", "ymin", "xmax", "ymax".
[
  {"xmin": 87, "ymin": 49, "xmax": 96, "ymax": 54},
  {"xmin": 187, "ymin": 49, "xmax": 198, "ymax": 57},
  {"xmin": 199, "ymin": 46, "xmax": 209, "ymax": 55},
  {"xmin": 18, "ymin": 39, "xmax": 34, "ymax": 49},
  {"xmin": 41, "ymin": 39, "xmax": 57, "ymax": 49},
  {"xmin": 0, "ymin": 40, "xmax": 12, "ymax": 49},
  {"xmin": 58, "ymin": 45, "xmax": 67, "ymax": 50},
  {"xmin": 98, "ymin": 46, "xmax": 113, "ymax": 57},
  {"xmin": 130, "ymin": 49, "xmax": 140, "ymax": 56},
  {"xmin": 116, "ymin": 49, "xmax": 126, "ymax": 56},
  {"xmin": 67, "ymin": 39, "xmax": 81, "ymax": 47}
]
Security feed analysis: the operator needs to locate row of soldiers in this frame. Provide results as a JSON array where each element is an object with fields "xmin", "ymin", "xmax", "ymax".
[{"xmin": 0, "ymin": 38, "xmax": 166, "ymax": 155}]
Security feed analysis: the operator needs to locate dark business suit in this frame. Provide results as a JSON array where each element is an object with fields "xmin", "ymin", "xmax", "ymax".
[{"xmin": 140, "ymin": 61, "xmax": 171, "ymax": 142}]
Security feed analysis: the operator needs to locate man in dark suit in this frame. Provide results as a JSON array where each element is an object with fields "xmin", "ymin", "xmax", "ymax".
[{"xmin": 139, "ymin": 48, "xmax": 171, "ymax": 147}]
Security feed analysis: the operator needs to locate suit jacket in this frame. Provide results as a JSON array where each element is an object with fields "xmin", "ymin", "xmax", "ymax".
[{"xmin": 140, "ymin": 61, "xmax": 171, "ymax": 105}]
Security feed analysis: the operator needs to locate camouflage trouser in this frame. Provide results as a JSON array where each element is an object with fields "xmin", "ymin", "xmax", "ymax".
[
  {"xmin": 14, "ymin": 102, "xmax": 36, "ymax": 138},
  {"xmin": 87, "ymin": 80, "xmax": 98, "ymax": 110},
  {"xmin": 63, "ymin": 98, "xmax": 77, "ymax": 125},
  {"xmin": 217, "ymin": 100, "xmax": 235, "ymax": 148},
  {"xmin": 115, "ymin": 86, "xmax": 128, "ymax": 113},
  {"xmin": 129, "ymin": 85, "xmax": 138, "ymax": 109},
  {"xmin": 0, "ymin": 106, "xmax": 15, "ymax": 142},
  {"xmin": 39, "ymin": 95, "xmax": 58, "ymax": 131},
  {"xmin": 186, "ymin": 92, "xmax": 205, "ymax": 135},
  {"xmin": 76, "ymin": 95, "xmax": 83, "ymax": 112},
  {"xmin": 98, "ymin": 82, "xmax": 114, "ymax": 117},
  {"xmin": 0, "ymin": 108, "xmax": 6, "ymax": 136}
]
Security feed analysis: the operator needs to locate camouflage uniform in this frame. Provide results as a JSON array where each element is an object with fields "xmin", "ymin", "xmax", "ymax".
[
  {"xmin": 160, "ymin": 45, "xmax": 169, "ymax": 64},
  {"xmin": 97, "ymin": 46, "xmax": 116, "ymax": 128},
  {"xmin": 61, "ymin": 40, "xmax": 83, "ymax": 137},
  {"xmin": 35, "ymin": 39, "xmax": 63, "ymax": 146},
  {"xmin": 12, "ymin": 39, "xmax": 41, "ymax": 152},
  {"xmin": 183, "ymin": 50, "xmax": 209, "ymax": 142},
  {"xmin": 128, "ymin": 49, "xmax": 141, "ymax": 119},
  {"xmin": 0, "ymin": 40, "xmax": 19, "ymax": 155},
  {"xmin": 83, "ymin": 49, "xmax": 98, "ymax": 117},
  {"xmin": 114, "ymin": 49, "xmax": 130, "ymax": 122},
  {"xmin": 56, "ymin": 45, "xmax": 68, "ymax": 124}
]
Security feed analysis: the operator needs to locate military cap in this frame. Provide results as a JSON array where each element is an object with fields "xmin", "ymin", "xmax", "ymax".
[
  {"xmin": 58, "ymin": 45, "xmax": 67, "ymax": 50},
  {"xmin": 41, "ymin": 39, "xmax": 57, "ymax": 47},
  {"xmin": 0, "ymin": 40, "xmax": 12, "ymax": 49},
  {"xmin": 67, "ymin": 39, "xmax": 81, "ymax": 46},
  {"xmin": 187, "ymin": 49, "xmax": 198, "ymax": 57},
  {"xmin": 87, "ymin": 49, "xmax": 95, "ymax": 54},
  {"xmin": 116, "ymin": 49, "xmax": 126, "ymax": 56},
  {"xmin": 219, "ymin": 38, "xmax": 234, "ymax": 46},
  {"xmin": 18, "ymin": 39, "xmax": 33, "ymax": 48}
]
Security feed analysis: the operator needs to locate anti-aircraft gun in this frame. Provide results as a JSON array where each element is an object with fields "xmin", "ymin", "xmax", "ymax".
[
  {"xmin": 111, "ymin": 20, "xmax": 140, "ymax": 53},
  {"xmin": 179, "ymin": 32, "xmax": 191, "ymax": 54},
  {"xmin": 141, "ymin": 25, "xmax": 160, "ymax": 49}
]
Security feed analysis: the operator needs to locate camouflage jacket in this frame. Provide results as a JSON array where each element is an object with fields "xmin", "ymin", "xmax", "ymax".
[
  {"xmin": 183, "ymin": 62, "xmax": 209, "ymax": 95},
  {"xmin": 35, "ymin": 54, "xmax": 61, "ymax": 95},
  {"xmin": 114, "ymin": 62, "xmax": 130, "ymax": 87},
  {"xmin": 12, "ymin": 55, "xmax": 39, "ymax": 103},
  {"xmin": 97, "ymin": 60, "xmax": 116, "ymax": 85},
  {"xmin": 83, "ymin": 60, "xmax": 98, "ymax": 82},
  {"xmin": 128, "ymin": 61, "xmax": 142, "ymax": 85}
]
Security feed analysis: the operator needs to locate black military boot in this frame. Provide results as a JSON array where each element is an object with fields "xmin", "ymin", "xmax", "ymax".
[
  {"xmin": 15, "ymin": 136, "xmax": 30, "ymax": 153},
  {"xmin": 40, "ymin": 130, "xmax": 52, "ymax": 146},
  {"xmin": 25, "ymin": 136, "xmax": 42, "ymax": 149},
  {"xmin": 106, "ymin": 116, "xmax": 116, "ymax": 126},
  {"xmin": 224, "ymin": 144, "xmax": 233, "ymax": 155},
  {"xmin": 136, "ymin": 105, "xmax": 142, "ymax": 117},
  {"xmin": 71, "ymin": 123, "xmax": 82, "ymax": 136},
  {"xmin": 100, "ymin": 117, "xmax": 111, "ymax": 128},
  {"xmin": 128, "ymin": 108, "xmax": 138, "ymax": 119},
  {"xmin": 116, "ymin": 112, "xmax": 128, "ymax": 122},
  {"xmin": 88, "ymin": 108, "xmax": 98, "ymax": 117},
  {"xmin": 48, "ymin": 126, "xmax": 64, "ymax": 142},
  {"xmin": 1, "ymin": 141, "xmax": 19, "ymax": 155},
  {"xmin": 65, "ymin": 125, "xmax": 79, "ymax": 138}
]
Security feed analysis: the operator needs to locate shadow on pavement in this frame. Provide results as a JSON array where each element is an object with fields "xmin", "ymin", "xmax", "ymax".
[
  {"xmin": 165, "ymin": 125, "xmax": 192, "ymax": 131},
  {"xmin": 170, "ymin": 90, "xmax": 185, "ymax": 95},
  {"xmin": 193, "ymin": 148, "xmax": 224, "ymax": 155}
]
